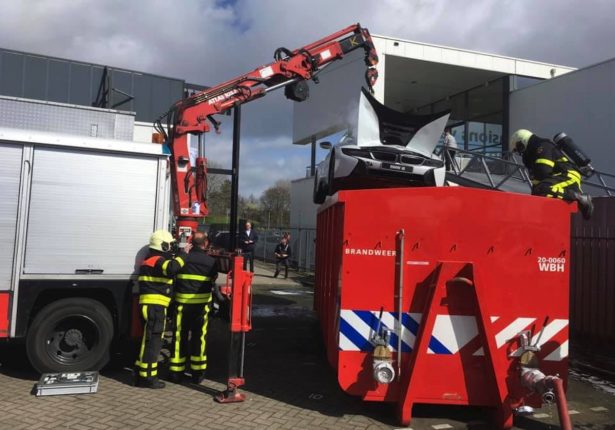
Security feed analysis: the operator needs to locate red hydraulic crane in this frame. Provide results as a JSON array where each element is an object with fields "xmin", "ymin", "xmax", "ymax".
[
  {"xmin": 152, "ymin": 23, "xmax": 379, "ymax": 403},
  {"xmin": 154, "ymin": 23, "xmax": 379, "ymax": 242}
]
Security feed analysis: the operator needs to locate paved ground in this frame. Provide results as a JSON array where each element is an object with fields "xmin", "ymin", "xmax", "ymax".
[{"xmin": 1, "ymin": 261, "xmax": 615, "ymax": 429}]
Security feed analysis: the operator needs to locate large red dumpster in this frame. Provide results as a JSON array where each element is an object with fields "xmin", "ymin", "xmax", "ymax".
[{"xmin": 315, "ymin": 187, "xmax": 574, "ymax": 428}]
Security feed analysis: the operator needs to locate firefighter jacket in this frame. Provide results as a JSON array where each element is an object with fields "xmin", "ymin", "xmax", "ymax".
[
  {"xmin": 174, "ymin": 247, "xmax": 218, "ymax": 305},
  {"xmin": 522, "ymin": 134, "xmax": 582, "ymax": 186},
  {"xmin": 138, "ymin": 250, "xmax": 186, "ymax": 307}
]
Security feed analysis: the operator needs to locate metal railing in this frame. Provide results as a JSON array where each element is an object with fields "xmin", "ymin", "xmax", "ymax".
[{"xmin": 442, "ymin": 148, "xmax": 615, "ymax": 196}]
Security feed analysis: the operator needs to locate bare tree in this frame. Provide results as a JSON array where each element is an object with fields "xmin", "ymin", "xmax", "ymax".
[{"xmin": 260, "ymin": 180, "xmax": 291, "ymax": 227}]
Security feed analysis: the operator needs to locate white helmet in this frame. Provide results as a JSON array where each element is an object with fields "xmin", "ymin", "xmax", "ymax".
[
  {"xmin": 149, "ymin": 230, "xmax": 175, "ymax": 252},
  {"xmin": 509, "ymin": 129, "xmax": 533, "ymax": 153}
]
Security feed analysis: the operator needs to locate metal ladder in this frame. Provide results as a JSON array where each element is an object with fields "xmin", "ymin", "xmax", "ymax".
[{"xmin": 443, "ymin": 148, "xmax": 615, "ymax": 196}]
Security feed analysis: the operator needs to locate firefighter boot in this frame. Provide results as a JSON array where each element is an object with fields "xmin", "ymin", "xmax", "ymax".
[
  {"xmin": 191, "ymin": 371, "xmax": 206, "ymax": 384},
  {"xmin": 136, "ymin": 377, "xmax": 166, "ymax": 389},
  {"xmin": 168, "ymin": 372, "xmax": 183, "ymax": 384},
  {"xmin": 576, "ymin": 192, "xmax": 594, "ymax": 220}
]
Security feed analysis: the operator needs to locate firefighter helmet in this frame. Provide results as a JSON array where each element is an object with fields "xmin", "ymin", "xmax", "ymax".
[
  {"xmin": 509, "ymin": 129, "xmax": 533, "ymax": 153},
  {"xmin": 149, "ymin": 230, "xmax": 175, "ymax": 252}
]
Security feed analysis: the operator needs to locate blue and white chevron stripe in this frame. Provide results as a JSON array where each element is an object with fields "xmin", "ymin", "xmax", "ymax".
[
  {"xmin": 338, "ymin": 310, "xmax": 568, "ymax": 361},
  {"xmin": 339, "ymin": 310, "xmax": 479, "ymax": 355}
]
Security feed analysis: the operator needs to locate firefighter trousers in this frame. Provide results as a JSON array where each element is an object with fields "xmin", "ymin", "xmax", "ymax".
[
  {"xmin": 532, "ymin": 171, "xmax": 582, "ymax": 201},
  {"xmin": 169, "ymin": 299, "xmax": 212, "ymax": 375},
  {"xmin": 135, "ymin": 304, "xmax": 167, "ymax": 380}
]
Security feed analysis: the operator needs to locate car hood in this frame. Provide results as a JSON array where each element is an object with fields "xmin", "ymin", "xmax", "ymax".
[{"xmin": 356, "ymin": 87, "xmax": 450, "ymax": 158}]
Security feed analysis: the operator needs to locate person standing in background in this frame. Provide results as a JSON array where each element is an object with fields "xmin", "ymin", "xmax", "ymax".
[{"xmin": 240, "ymin": 222, "xmax": 258, "ymax": 272}]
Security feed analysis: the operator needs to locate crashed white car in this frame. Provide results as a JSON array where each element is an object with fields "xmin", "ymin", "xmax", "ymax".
[{"xmin": 313, "ymin": 88, "xmax": 450, "ymax": 204}]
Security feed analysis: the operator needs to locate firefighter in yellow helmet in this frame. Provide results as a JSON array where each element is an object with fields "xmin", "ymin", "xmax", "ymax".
[
  {"xmin": 168, "ymin": 231, "xmax": 218, "ymax": 384},
  {"xmin": 510, "ymin": 129, "xmax": 593, "ymax": 219},
  {"xmin": 134, "ymin": 230, "xmax": 190, "ymax": 389}
]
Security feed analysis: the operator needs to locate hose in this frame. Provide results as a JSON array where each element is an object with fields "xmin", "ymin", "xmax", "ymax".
[{"xmin": 552, "ymin": 377, "xmax": 572, "ymax": 430}]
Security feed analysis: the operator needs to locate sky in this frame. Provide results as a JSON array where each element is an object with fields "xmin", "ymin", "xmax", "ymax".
[{"xmin": 1, "ymin": 0, "xmax": 615, "ymax": 197}]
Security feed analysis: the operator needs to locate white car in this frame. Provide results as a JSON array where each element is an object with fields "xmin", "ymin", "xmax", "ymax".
[{"xmin": 313, "ymin": 88, "xmax": 450, "ymax": 204}]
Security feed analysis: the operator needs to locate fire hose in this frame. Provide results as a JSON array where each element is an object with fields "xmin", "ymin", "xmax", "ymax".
[{"xmin": 520, "ymin": 366, "xmax": 572, "ymax": 430}]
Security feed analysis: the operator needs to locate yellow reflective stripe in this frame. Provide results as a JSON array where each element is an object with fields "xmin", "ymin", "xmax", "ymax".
[
  {"xmin": 177, "ymin": 274, "xmax": 211, "ymax": 281},
  {"xmin": 557, "ymin": 156, "xmax": 569, "ymax": 162},
  {"xmin": 200, "ymin": 302, "xmax": 211, "ymax": 363},
  {"xmin": 137, "ymin": 305, "xmax": 148, "ymax": 364},
  {"xmin": 175, "ymin": 293, "xmax": 212, "ymax": 299},
  {"xmin": 172, "ymin": 304, "xmax": 183, "ymax": 367},
  {"xmin": 169, "ymin": 365, "xmax": 185, "ymax": 372},
  {"xmin": 190, "ymin": 356, "xmax": 206, "ymax": 362},
  {"xmin": 568, "ymin": 171, "xmax": 581, "ymax": 183},
  {"xmin": 139, "ymin": 294, "xmax": 171, "ymax": 307},
  {"xmin": 162, "ymin": 260, "xmax": 170, "ymax": 276},
  {"xmin": 138, "ymin": 276, "xmax": 172, "ymax": 285},
  {"xmin": 190, "ymin": 363, "xmax": 208, "ymax": 371},
  {"xmin": 175, "ymin": 292, "xmax": 212, "ymax": 304},
  {"xmin": 535, "ymin": 158, "xmax": 555, "ymax": 167},
  {"xmin": 175, "ymin": 256, "xmax": 185, "ymax": 267},
  {"xmin": 135, "ymin": 361, "xmax": 158, "ymax": 369},
  {"xmin": 139, "ymin": 370, "xmax": 157, "ymax": 377}
]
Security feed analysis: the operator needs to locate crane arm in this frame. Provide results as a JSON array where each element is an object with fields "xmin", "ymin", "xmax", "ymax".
[{"xmin": 158, "ymin": 23, "xmax": 379, "ymax": 238}]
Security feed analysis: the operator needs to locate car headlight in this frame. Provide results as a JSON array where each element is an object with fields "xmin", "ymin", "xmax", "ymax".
[{"xmin": 422, "ymin": 158, "xmax": 444, "ymax": 168}]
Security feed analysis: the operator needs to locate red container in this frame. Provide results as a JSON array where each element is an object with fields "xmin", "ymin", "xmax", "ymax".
[{"xmin": 315, "ymin": 187, "xmax": 574, "ymax": 428}]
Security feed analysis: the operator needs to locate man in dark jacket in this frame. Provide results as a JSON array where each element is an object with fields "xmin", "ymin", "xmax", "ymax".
[
  {"xmin": 240, "ymin": 222, "xmax": 258, "ymax": 272},
  {"xmin": 510, "ymin": 129, "xmax": 593, "ymax": 219},
  {"xmin": 273, "ymin": 236, "xmax": 291, "ymax": 279},
  {"xmin": 135, "ymin": 230, "xmax": 188, "ymax": 389},
  {"xmin": 168, "ymin": 232, "xmax": 218, "ymax": 384}
]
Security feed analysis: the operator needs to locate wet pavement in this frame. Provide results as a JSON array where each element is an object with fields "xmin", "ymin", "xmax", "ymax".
[{"xmin": 0, "ymin": 261, "xmax": 614, "ymax": 429}]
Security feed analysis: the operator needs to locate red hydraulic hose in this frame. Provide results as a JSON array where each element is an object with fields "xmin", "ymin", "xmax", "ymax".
[{"xmin": 552, "ymin": 377, "xmax": 572, "ymax": 430}]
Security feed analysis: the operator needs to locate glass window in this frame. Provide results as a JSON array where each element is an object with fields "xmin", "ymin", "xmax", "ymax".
[
  {"xmin": 24, "ymin": 56, "xmax": 47, "ymax": 100},
  {"xmin": 133, "ymin": 74, "xmax": 153, "ymax": 122},
  {"xmin": 69, "ymin": 63, "xmax": 92, "ymax": 106},
  {"xmin": 110, "ymin": 70, "xmax": 133, "ymax": 111},
  {"xmin": 0, "ymin": 52, "xmax": 24, "ymax": 97},
  {"xmin": 48, "ymin": 60, "xmax": 70, "ymax": 103},
  {"xmin": 466, "ymin": 121, "xmax": 502, "ymax": 153},
  {"xmin": 467, "ymin": 78, "xmax": 503, "ymax": 120}
]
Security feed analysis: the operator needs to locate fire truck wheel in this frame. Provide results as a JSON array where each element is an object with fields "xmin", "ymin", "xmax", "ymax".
[{"xmin": 26, "ymin": 298, "xmax": 113, "ymax": 373}]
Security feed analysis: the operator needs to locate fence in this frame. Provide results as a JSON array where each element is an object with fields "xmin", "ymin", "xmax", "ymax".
[{"xmin": 253, "ymin": 226, "xmax": 317, "ymax": 272}]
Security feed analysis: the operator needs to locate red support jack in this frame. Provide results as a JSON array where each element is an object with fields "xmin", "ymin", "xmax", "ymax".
[{"xmin": 215, "ymin": 255, "xmax": 253, "ymax": 404}]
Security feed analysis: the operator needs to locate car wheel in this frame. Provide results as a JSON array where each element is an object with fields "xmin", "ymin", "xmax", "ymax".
[
  {"xmin": 26, "ymin": 298, "xmax": 114, "ymax": 373},
  {"xmin": 313, "ymin": 174, "xmax": 326, "ymax": 204}
]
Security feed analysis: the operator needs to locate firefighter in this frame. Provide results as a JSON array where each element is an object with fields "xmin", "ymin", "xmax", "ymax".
[
  {"xmin": 510, "ymin": 129, "xmax": 593, "ymax": 219},
  {"xmin": 134, "ymin": 230, "xmax": 189, "ymax": 389},
  {"xmin": 168, "ymin": 231, "xmax": 218, "ymax": 384}
]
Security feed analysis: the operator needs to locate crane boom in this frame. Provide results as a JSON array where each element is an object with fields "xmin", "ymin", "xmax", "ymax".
[{"xmin": 156, "ymin": 23, "xmax": 379, "ymax": 240}]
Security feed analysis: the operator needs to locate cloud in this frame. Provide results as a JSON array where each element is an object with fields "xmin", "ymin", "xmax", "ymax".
[{"xmin": 1, "ymin": 0, "xmax": 614, "ymax": 196}]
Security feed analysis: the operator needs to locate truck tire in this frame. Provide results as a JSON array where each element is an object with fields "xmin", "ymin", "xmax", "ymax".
[{"xmin": 26, "ymin": 298, "xmax": 114, "ymax": 373}]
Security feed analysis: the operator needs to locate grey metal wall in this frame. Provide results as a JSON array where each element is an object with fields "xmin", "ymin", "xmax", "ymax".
[
  {"xmin": 509, "ymin": 58, "xmax": 615, "ymax": 177},
  {"xmin": 570, "ymin": 197, "xmax": 615, "ymax": 354},
  {"xmin": 0, "ymin": 48, "xmax": 184, "ymax": 122},
  {"xmin": 0, "ymin": 96, "xmax": 134, "ymax": 140}
]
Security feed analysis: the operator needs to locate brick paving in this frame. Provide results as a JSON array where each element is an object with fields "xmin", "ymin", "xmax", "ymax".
[{"xmin": 1, "ymin": 262, "xmax": 615, "ymax": 429}]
